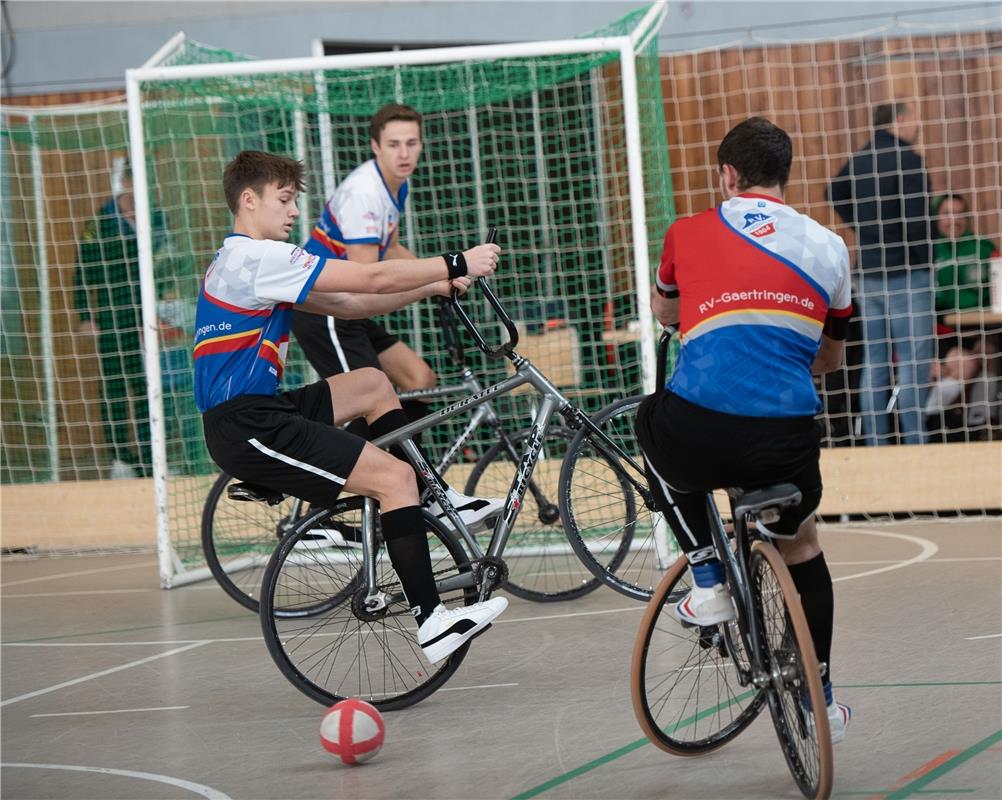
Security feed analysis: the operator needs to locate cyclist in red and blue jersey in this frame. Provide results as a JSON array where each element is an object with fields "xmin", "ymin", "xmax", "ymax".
[
  {"xmin": 195, "ymin": 150, "xmax": 507, "ymax": 665},
  {"xmin": 291, "ymin": 103, "xmax": 504, "ymax": 532},
  {"xmin": 635, "ymin": 118, "xmax": 853, "ymax": 742}
]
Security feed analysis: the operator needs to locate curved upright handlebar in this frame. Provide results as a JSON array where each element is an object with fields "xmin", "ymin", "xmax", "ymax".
[{"xmin": 451, "ymin": 226, "xmax": 520, "ymax": 360}]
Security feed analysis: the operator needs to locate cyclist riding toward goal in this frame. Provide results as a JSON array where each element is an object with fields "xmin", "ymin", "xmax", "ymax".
[
  {"xmin": 194, "ymin": 150, "xmax": 507, "ymax": 664},
  {"xmin": 634, "ymin": 117, "xmax": 853, "ymax": 742},
  {"xmin": 291, "ymin": 103, "xmax": 504, "ymax": 532}
]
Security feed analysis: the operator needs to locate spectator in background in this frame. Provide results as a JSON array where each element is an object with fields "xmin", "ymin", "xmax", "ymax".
[
  {"xmin": 75, "ymin": 162, "xmax": 166, "ymax": 478},
  {"xmin": 828, "ymin": 101, "xmax": 934, "ymax": 445},
  {"xmin": 925, "ymin": 193, "xmax": 1001, "ymax": 441},
  {"xmin": 933, "ymin": 193, "xmax": 998, "ymax": 318}
]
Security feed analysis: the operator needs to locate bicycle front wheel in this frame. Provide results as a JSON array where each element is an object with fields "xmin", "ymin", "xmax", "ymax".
[
  {"xmin": 201, "ymin": 472, "xmax": 304, "ymax": 612},
  {"xmin": 750, "ymin": 541, "xmax": 833, "ymax": 799},
  {"xmin": 632, "ymin": 554, "xmax": 765, "ymax": 755},
  {"xmin": 465, "ymin": 426, "xmax": 601, "ymax": 602},
  {"xmin": 259, "ymin": 503, "xmax": 478, "ymax": 711},
  {"xmin": 560, "ymin": 396, "xmax": 677, "ymax": 601}
]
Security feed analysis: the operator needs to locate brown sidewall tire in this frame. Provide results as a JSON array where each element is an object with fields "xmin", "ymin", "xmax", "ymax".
[{"xmin": 751, "ymin": 540, "xmax": 834, "ymax": 799}]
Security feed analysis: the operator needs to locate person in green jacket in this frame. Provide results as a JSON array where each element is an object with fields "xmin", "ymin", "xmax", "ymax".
[
  {"xmin": 933, "ymin": 193, "xmax": 998, "ymax": 314},
  {"xmin": 75, "ymin": 167, "xmax": 165, "ymax": 479}
]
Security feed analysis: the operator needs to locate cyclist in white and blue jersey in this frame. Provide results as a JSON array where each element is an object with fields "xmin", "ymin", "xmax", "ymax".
[
  {"xmin": 195, "ymin": 150, "xmax": 507, "ymax": 665},
  {"xmin": 291, "ymin": 103, "xmax": 504, "ymax": 531}
]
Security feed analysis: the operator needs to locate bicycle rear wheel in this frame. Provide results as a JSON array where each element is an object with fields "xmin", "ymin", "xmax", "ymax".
[
  {"xmin": 561, "ymin": 396, "xmax": 675, "ymax": 601},
  {"xmin": 750, "ymin": 541, "xmax": 833, "ymax": 799},
  {"xmin": 201, "ymin": 472, "xmax": 304, "ymax": 612},
  {"xmin": 465, "ymin": 426, "xmax": 601, "ymax": 602},
  {"xmin": 632, "ymin": 554, "xmax": 765, "ymax": 754},
  {"xmin": 259, "ymin": 503, "xmax": 478, "ymax": 711}
]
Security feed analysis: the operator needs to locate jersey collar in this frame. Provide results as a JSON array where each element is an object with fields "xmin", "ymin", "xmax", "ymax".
[
  {"xmin": 372, "ymin": 160, "xmax": 407, "ymax": 212},
  {"xmin": 737, "ymin": 192, "xmax": 785, "ymax": 204}
]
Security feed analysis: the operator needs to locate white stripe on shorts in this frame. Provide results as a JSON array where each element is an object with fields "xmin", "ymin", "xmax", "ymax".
[
  {"xmin": 642, "ymin": 455, "xmax": 699, "ymax": 548},
  {"xmin": 326, "ymin": 316, "xmax": 350, "ymax": 373},
  {"xmin": 247, "ymin": 438, "xmax": 346, "ymax": 485}
]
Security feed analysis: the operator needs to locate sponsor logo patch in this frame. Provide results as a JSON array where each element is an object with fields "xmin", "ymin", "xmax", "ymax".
[{"xmin": 742, "ymin": 211, "xmax": 776, "ymax": 238}]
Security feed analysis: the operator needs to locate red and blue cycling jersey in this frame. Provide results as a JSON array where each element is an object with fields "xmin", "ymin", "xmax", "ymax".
[
  {"xmin": 193, "ymin": 235, "xmax": 326, "ymax": 412},
  {"xmin": 658, "ymin": 193, "xmax": 851, "ymax": 418}
]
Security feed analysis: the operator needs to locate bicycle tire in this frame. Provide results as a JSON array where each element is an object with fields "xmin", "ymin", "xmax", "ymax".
[
  {"xmin": 560, "ymin": 395, "xmax": 673, "ymax": 601},
  {"xmin": 201, "ymin": 472, "xmax": 305, "ymax": 613},
  {"xmin": 259, "ymin": 504, "xmax": 478, "ymax": 711},
  {"xmin": 631, "ymin": 554, "xmax": 766, "ymax": 755},
  {"xmin": 465, "ymin": 426, "xmax": 602, "ymax": 602},
  {"xmin": 749, "ymin": 541, "xmax": 833, "ymax": 799}
]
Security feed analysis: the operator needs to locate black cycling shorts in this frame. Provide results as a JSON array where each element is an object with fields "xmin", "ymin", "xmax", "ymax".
[
  {"xmin": 202, "ymin": 381, "xmax": 366, "ymax": 509},
  {"xmin": 291, "ymin": 310, "xmax": 399, "ymax": 377},
  {"xmin": 635, "ymin": 390, "xmax": 823, "ymax": 538}
]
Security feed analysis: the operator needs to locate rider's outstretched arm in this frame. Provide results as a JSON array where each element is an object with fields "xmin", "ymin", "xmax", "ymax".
[
  {"xmin": 297, "ymin": 277, "xmax": 471, "ymax": 320},
  {"xmin": 311, "ymin": 244, "xmax": 498, "ymax": 294}
]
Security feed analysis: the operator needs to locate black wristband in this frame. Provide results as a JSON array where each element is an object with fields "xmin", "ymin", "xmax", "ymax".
[{"xmin": 443, "ymin": 251, "xmax": 467, "ymax": 279}]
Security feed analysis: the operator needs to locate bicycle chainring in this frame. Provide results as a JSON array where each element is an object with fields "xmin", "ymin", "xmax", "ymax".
[{"xmin": 474, "ymin": 555, "xmax": 509, "ymax": 595}]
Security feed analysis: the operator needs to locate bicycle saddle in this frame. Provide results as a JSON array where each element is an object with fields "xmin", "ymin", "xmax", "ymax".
[
  {"xmin": 227, "ymin": 482, "xmax": 286, "ymax": 506},
  {"xmin": 728, "ymin": 483, "xmax": 802, "ymax": 524}
]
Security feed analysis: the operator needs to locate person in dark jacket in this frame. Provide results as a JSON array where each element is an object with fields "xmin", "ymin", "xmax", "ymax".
[
  {"xmin": 828, "ymin": 102, "xmax": 934, "ymax": 445},
  {"xmin": 75, "ymin": 166, "xmax": 166, "ymax": 478}
]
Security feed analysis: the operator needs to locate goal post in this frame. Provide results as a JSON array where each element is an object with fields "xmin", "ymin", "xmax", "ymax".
[{"xmin": 126, "ymin": 4, "xmax": 673, "ymax": 587}]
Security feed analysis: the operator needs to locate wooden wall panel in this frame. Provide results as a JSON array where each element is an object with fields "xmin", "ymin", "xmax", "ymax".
[{"xmin": 658, "ymin": 32, "xmax": 1002, "ymax": 247}]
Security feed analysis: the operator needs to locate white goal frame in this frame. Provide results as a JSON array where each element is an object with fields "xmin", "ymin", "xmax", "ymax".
[{"xmin": 126, "ymin": 1, "xmax": 667, "ymax": 588}]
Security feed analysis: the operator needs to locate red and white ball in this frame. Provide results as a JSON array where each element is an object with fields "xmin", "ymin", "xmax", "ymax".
[{"xmin": 320, "ymin": 699, "xmax": 385, "ymax": 765}]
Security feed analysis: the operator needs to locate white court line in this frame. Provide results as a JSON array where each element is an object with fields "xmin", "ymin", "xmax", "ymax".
[
  {"xmin": 440, "ymin": 682, "xmax": 519, "ymax": 692},
  {"xmin": 0, "ymin": 528, "xmax": 944, "ymax": 651},
  {"xmin": 0, "ymin": 560, "xmax": 158, "ymax": 588},
  {"xmin": 4, "ymin": 639, "xmax": 252, "ymax": 647},
  {"xmin": 822, "ymin": 527, "xmax": 939, "ymax": 584},
  {"xmin": 31, "ymin": 705, "xmax": 189, "ymax": 718},
  {"xmin": 0, "ymin": 763, "xmax": 231, "ymax": 800},
  {"xmin": 0, "ymin": 642, "xmax": 208, "ymax": 707},
  {"xmin": 3, "ymin": 589, "xmax": 156, "ymax": 598},
  {"xmin": 965, "ymin": 633, "xmax": 1002, "ymax": 640},
  {"xmin": 6, "ymin": 556, "xmax": 997, "ymax": 600}
]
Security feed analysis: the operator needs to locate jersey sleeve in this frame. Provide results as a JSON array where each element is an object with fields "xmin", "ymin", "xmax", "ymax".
[
  {"xmin": 334, "ymin": 192, "xmax": 383, "ymax": 244},
  {"xmin": 823, "ymin": 239, "xmax": 853, "ymax": 341},
  {"xmin": 656, "ymin": 224, "xmax": 679, "ymax": 298},
  {"xmin": 253, "ymin": 241, "xmax": 327, "ymax": 305}
]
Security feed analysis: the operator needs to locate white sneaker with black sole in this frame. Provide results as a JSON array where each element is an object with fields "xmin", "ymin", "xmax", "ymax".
[
  {"xmin": 425, "ymin": 488, "xmax": 505, "ymax": 534},
  {"xmin": 417, "ymin": 596, "xmax": 508, "ymax": 664}
]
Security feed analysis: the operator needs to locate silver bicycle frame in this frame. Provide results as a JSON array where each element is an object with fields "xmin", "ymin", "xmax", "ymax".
[
  {"xmin": 364, "ymin": 354, "xmax": 569, "ymax": 598},
  {"xmin": 398, "ymin": 366, "xmax": 504, "ymax": 477}
]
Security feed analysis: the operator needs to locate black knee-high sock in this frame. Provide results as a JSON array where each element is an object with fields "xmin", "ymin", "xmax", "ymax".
[
  {"xmin": 400, "ymin": 399, "xmax": 432, "ymax": 445},
  {"xmin": 788, "ymin": 553, "xmax": 835, "ymax": 685},
  {"xmin": 380, "ymin": 506, "xmax": 440, "ymax": 625},
  {"xmin": 369, "ymin": 409, "xmax": 450, "ymax": 492}
]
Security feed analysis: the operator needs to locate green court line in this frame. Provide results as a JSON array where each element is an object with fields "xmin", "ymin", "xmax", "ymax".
[
  {"xmin": 510, "ymin": 683, "xmax": 1001, "ymax": 800},
  {"xmin": 836, "ymin": 790, "xmax": 975, "ymax": 796},
  {"xmin": 883, "ymin": 729, "xmax": 1002, "ymax": 800},
  {"xmin": 836, "ymin": 681, "xmax": 1002, "ymax": 689},
  {"xmin": 510, "ymin": 691, "xmax": 756, "ymax": 800}
]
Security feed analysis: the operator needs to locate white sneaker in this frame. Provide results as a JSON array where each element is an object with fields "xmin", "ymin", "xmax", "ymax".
[
  {"xmin": 425, "ymin": 488, "xmax": 505, "ymax": 533},
  {"xmin": 674, "ymin": 583, "xmax": 736, "ymax": 626},
  {"xmin": 417, "ymin": 597, "xmax": 508, "ymax": 664},
  {"xmin": 109, "ymin": 459, "xmax": 138, "ymax": 480},
  {"xmin": 828, "ymin": 700, "xmax": 852, "ymax": 744}
]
